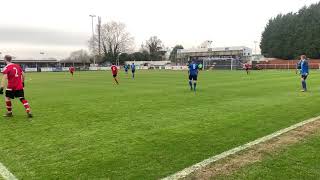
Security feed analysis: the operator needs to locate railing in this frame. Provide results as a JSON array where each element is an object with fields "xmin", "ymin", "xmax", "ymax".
[{"xmin": 256, "ymin": 64, "xmax": 320, "ymax": 70}]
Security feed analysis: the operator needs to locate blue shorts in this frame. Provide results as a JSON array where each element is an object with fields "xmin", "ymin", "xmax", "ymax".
[
  {"xmin": 301, "ymin": 74, "xmax": 308, "ymax": 80},
  {"xmin": 189, "ymin": 74, "xmax": 198, "ymax": 81}
]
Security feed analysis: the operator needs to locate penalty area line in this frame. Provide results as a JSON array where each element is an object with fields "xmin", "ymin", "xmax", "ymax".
[
  {"xmin": 162, "ymin": 115, "xmax": 320, "ymax": 180},
  {"xmin": 0, "ymin": 162, "xmax": 17, "ymax": 180}
]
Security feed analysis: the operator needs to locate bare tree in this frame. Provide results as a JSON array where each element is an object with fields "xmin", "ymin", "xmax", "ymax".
[
  {"xmin": 146, "ymin": 36, "xmax": 163, "ymax": 54},
  {"xmin": 199, "ymin": 40, "xmax": 213, "ymax": 49},
  {"xmin": 63, "ymin": 49, "xmax": 90, "ymax": 66},
  {"xmin": 145, "ymin": 36, "xmax": 165, "ymax": 61},
  {"xmin": 89, "ymin": 21, "xmax": 134, "ymax": 63},
  {"xmin": 97, "ymin": 16, "xmax": 102, "ymax": 56},
  {"xmin": 169, "ymin": 45, "xmax": 184, "ymax": 63}
]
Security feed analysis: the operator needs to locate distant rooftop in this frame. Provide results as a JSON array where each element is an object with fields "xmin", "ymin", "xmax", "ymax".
[
  {"xmin": 11, "ymin": 59, "xmax": 59, "ymax": 63},
  {"xmin": 179, "ymin": 46, "xmax": 252, "ymax": 53}
]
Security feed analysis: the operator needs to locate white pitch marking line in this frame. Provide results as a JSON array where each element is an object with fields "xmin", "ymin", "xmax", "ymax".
[
  {"xmin": 162, "ymin": 115, "xmax": 320, "ymax": 180},
  {"xmin": 0, "ymin": 162, "xmax": 17, "ymax": 180}
]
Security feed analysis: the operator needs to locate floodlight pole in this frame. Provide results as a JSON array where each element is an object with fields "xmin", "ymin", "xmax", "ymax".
[
  {"xmin": 117, "ymin": 52, "xmax": 122, "ymax": 66},
  {"xmin": 254, "ymin": 41, "xmax": 258, "ymax": 55},
  {"xmin": 89, "ymin": 14, "xmax": 96, "ymax": 66},
  {"xmin": 203, "ymin": 59, "xmax": 205, "ymax": 70},
  {"xmin": 39, "ymin": 52, "xmax": 45, "ymax": 69},
  {"xmin": 231, "ymin": 58, "xmax": 233, "ymax": 71}
]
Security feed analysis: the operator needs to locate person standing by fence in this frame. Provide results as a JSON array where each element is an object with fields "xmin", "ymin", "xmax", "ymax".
[
  {"xmin": 299, "ymin": 55, "xmax": 309, "ymax": 92},
  {"xmin": 296, "ymin": 59, "xmax": 302, "ymax": 74}
]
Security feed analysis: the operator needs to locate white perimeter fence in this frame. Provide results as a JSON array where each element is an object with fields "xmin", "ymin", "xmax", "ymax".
[
  {"xmin": 23, "ymin": 66, "xmax": 189, "ymax": 72},
  {"xmin": 3, "ymin": 64, "xmax": 320, "ymax": 72}
]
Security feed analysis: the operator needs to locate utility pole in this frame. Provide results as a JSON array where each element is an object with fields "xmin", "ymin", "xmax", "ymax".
[
  {"xmin": 98, "ymin": 16, "xmax": 101, "ymax": 57},
  {"xmin": 254, "ymin": 41, "xmax": 258, "ymax": 55},
  {"xmin": 117, "ymin": 53, "xmax": 122, "ymax": 67},
  {"xmin": 231, "ymin": 58, "xmax": 233, "ymax": 71},
  {"xmin": 39, "ymin": 52, "xmax": 45, "ymax": 70},
  {"xmin": 89, "ymin": 14, "xmax": 96, "ymax": 66}
]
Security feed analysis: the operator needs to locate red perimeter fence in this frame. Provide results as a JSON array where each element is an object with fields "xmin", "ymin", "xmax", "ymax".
[{"xmin": 255, "ymin": 59, "xmax": 320, "ymax": 69}]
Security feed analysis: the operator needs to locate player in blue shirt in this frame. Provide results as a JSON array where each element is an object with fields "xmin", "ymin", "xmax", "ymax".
[
  {"xmin": 124, "ymin": 64, "xmax": 129, "ymax": 74},
  {"xmin": 296, "ymin": 60, "xmax": 301, "ymax": 74},
  {"xmin": 188, "ymin": 60, "xmax": 199, "ymax": 92},
  {"xmin": 299, "ymin": 55, "xmax": 309, "ymax": 92},
  {"xmin": 131, "ymin": 63, "xmax": 136, "ymax": 79}
]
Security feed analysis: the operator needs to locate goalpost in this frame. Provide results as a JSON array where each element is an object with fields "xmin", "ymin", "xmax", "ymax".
[{"xmin": 201, "ymin": 57, "xmax": 239, "ymax": 70}]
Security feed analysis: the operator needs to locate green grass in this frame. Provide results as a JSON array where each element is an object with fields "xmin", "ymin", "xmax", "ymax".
[
  {"xmin": 218, "ymin": 131, "xmax": 320, "ymax": 180},
  {"xmin": 0, "ymin": 70, "xmax": 319, "ymax": 179}
]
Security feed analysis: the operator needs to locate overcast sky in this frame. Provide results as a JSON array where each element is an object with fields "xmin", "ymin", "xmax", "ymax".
[{"xmin": 0, "ymin": 0, "xmax": 318, "ymax": 59}]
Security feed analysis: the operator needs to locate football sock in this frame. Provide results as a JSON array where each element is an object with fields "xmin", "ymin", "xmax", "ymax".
[
  {"xmin": 20, "ymin": 98, "xmax": 31, "ymax": 113},
  {"xmin": 6, "ymin": 100, "xmax": 12, "ymax": 113},
  {"xmin": 115, "ymin": 78, "xmax": 119, "ymax": 84},
  {"xmin": 302, "ymin": 80, "xmax": 307, "ymax": 90},
  {"xmin": 189, "ymin": 81, "xmax": 193, "ymax": 89},
  {"xmin": 193, "ymin": 82, "xmax": 197, "ymax": 91}
]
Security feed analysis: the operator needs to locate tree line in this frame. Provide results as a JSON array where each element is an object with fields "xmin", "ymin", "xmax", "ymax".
[
  {"xmin": 66, "ymin": 21, "xmax": 184, "ymax": 65},
  {"xmin": 260, "ymin": 2, "xmax": 320, "ymax": 59},
  {"xmin": 87, "ymin": 21, "xmax": 183, "ymax": 64}
]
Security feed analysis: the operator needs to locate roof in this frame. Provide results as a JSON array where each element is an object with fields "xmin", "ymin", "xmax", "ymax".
[
  {"xmin": 125, "ymin": 61, "xmax": 171, "ymax": 66},
  {"xmin": 12, "ymin": 59, "xmax": 58, "ymax": 63},
  {"xmin": 179, "ymin": 46, "xmax": 251, "ymax": 53},
  {"xmin": 59, "ymin": 59, "xmax": 90, "ymax": 63}
]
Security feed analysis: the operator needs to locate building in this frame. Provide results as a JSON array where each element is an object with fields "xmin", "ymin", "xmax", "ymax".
[
  {"xmin": 125, "ymin": 61, "xmax": 171, "ymax": 69},
  {"xmin": 176, "ymin": 46, "xmax": 252, "ymax": 69},
  {"xmin": 6, "ymin": 59, "xmax": 59, "ymax": 68},
  {"xmin": 59, "ymin": 58, "xmax": 91, "ymax": 67},
  {"xmin": 251, "ymin": 54, "xmax": 265, "ymax": 62},
  {"xmin": 177, "ymin": 46, "xmax": 252, "ymax": 62}
]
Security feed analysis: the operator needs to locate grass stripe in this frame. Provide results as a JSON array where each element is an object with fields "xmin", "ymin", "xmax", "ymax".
[
  {"xmin": 162, "ymin": 115, "xmax": 320, "ymax": 180},
  {"xmin": 0, "ymin": 162, "xmax": 17, "ymax": 180}
]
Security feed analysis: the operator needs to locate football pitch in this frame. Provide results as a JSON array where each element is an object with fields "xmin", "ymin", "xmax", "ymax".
[
  {"xmin": 218, "ymin": 131, "xmax": 320, "ymax": 180},
  {"xmin": 0, "ymin": 70, "xmax": 320, "ymax": 179}
]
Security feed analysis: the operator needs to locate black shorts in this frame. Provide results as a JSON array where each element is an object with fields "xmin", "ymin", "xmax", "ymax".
[
  {"xmin": 301, "ymin": 75, "xmax": 308, "ymax": 80},
  {"xmin": 6, "ymin": 89, "xmax": 24, "ymax": 99},
  {"xmin": 189, "ymin": 74, "xmax": 198, "ymax": 81},
  {"xmin": 113, "ymin": 74, "xmax": 117, "ymax": 78},
  {"xmin": 132, "ymin": 70, "xmax": 135, "ymax": 73}
]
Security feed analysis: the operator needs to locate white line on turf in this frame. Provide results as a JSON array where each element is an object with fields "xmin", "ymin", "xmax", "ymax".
[
  {"xmin": 162, "ymin": 115, "xmax": 320, "ymax": 180},
  {"xmin": 0, "ymin": 162, "xmax": 17, "ymax": 180}
]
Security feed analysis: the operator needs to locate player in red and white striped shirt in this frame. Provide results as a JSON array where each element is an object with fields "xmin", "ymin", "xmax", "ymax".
[
  {"xmin": 69, "ymin": 66, "xmax": 75, "ymax": 77},
  {"xmin": 111, "ymin": 63, "xmax": 119, "ymax": 85},
  {"xmin": 0, "ymin": 55, "xmax": 32, "ymax": 118},
  {"xmin": 244, "ymin": 63, "xmax": 250, "ymax": 75}
]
